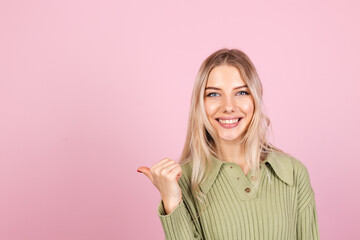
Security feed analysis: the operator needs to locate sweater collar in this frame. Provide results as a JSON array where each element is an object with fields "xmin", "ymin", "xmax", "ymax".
[{"xmin": 199, "ymin": 151, "xmax": 294, "ymax": 194}]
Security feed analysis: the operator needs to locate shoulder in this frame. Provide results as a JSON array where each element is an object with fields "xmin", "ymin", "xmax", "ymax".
[
  {"xmin": 272, "ymin": 151, "xmax": 309, "ymax": 172},
  {"xmin": 272, "ymin": 152, "xmax": 311, "ymax": 179},
  {"xmin": 268, "ymin": 151, "xmax": 313, "ymax": 188},
  {"xmin": 286, "ymin": 154, "xmax": 316, "ymax": 214},
  {"xmin": 288, "ymin": 154, "xmax": 313, "ymax": 187}
]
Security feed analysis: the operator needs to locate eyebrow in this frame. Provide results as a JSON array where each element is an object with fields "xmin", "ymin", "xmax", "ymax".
[{"xmin": 205, "ymin": 85, "xmax": 248, "ymax": 91}]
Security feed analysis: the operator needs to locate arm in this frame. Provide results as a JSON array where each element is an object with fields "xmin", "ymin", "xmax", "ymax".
[
  {"xmin": 296, "ymin": 191, "xmax": 320, "ymax": 239},
  {"xmin": 157, "ymin": 161, "xmax": 204, "ymax": 240},
  {"xmin": 294, "ymin": 158, "xmax": 320, "ymax": 239},
  {"xmin": 157, "ymin": 198, "xmax": 203, "ymax": 239},
  {"xmin": 138, "ymin": 158, "xmax": 198, "ymax": 239}
]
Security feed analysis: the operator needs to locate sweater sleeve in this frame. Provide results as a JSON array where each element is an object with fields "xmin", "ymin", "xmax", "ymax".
[
  {"xmin": 294, "ymin": 158, "xmax": 320, "ymax": 239},
  {"xmin": 157, "ymin": 198, "xmax": 203, "ymax": 240},
  {"xmin": 296, "ymin": 191, "xmax": 320, "ymax": 240}
]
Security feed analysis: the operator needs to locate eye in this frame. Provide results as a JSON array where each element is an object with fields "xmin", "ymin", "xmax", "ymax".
[
  {"xmin": 206, "ymin": 92, "xmax": 220, "ymax": 97},
  {"xmin": 237, "ymin": 91, "xmax": 250, "ymax": 95}
]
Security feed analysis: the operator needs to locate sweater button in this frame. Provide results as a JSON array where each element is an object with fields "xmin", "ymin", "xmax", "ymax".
[{"xmin": 244, "ymin": 187, "xmax": 251, "ymax": 193}]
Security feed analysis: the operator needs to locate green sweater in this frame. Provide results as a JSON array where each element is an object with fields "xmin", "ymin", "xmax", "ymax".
[{"xmin": 157, "ymin": 151, "xmax": 320, "ymax": 239}]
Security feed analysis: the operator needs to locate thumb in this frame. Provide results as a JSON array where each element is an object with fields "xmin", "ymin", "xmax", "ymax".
[{"xmin": 137, "ymin": 166, "xmax": 153, "ymax": 182}]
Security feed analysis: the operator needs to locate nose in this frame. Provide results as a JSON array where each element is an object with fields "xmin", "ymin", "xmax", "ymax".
[{"xmin": 222, "ymin": 95, "xmax": 235, "ymax": 113}]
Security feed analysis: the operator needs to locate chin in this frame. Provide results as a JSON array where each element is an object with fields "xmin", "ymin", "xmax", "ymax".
[{"xmin": 218, "ymin": 132, "xmax": 242, "ymax": 141}]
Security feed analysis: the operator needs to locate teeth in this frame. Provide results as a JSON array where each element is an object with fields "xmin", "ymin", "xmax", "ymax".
[{"xmin": 218, "ymin": 118, "xmax": 239, "ymax": 124}]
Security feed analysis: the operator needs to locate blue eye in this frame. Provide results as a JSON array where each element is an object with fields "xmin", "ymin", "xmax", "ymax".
[
  {"xmin": 206, "ymin": 92, "xmax": 220, "ymax": 97},
  {"xmin": 237, "ymin": 91, "xmax": 250, "ymax": 95},
  {"xmin": 206, "ymin": 91, "xmax": 250, "ymax": 97}
]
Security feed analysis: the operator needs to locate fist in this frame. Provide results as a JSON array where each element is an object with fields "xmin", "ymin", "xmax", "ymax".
[{"xmin": 137, "ymin": 157, "xmax": 182, "ymax": 213}]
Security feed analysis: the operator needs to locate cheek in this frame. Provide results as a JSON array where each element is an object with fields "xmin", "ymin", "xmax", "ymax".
[
  {"xmin": 204, "ymin": 101, "xmax": 218, "ymax": 116},
  {"xmin": 240, "ymin": 100, "xmax": 254, "ymax": 114}
]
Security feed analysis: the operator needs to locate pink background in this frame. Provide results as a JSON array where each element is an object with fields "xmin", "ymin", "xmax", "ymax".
[{"xmin": 0, "ymin": 0, "xmax": 359, "ymax": 239}]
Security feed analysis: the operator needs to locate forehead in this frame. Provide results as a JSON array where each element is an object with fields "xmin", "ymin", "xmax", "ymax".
[{"xmin": 206, "ymin": 65, "xmax": 245, "ymax": 87}]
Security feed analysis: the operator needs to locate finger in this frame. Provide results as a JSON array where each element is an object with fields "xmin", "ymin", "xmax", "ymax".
[
  {"xmin": 161, "ymin": 163, "xmax": 179, "ymax": 176},
  {"xmin": 152, "ymin": 157, "xmax": 172, "ymax": 169},
  {"xmin": 137, "ymin": 166, "xmax": 153, "ymax": 182},
  {"xmin": 164, "ymin": 161, "xmax": 178, "ymax": 171},
  {"xmin": 169, "ymin": 165, "xmax": 182, "ymax": 181},
  {"xmin": 159, "ymin": 159, "xmax": 177, "ymax": 169},
  {"xmin": 152, "ymin": 159, "xmax": 176, "ymax": 174}
]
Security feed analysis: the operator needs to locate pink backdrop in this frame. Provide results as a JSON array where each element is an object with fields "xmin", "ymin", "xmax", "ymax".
[{"xmin": 1, "ymin": 0, "xmax": 359, "ymax": 239}]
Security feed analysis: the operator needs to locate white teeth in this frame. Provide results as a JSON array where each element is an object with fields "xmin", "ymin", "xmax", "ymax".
[{"xmin": 218, "ymin": 118, "xmax": 239, "ymax": 124}]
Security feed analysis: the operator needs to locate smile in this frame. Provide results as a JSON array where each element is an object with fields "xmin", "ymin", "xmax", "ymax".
[{"xmin": 216, "ymin": 118, "xmax": 242, "ymax": 128}]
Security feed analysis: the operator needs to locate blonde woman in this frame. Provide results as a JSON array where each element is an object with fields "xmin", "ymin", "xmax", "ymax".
[{"xmin": 137, "ymin": 48, "xmax": 320, "ymax": 240}]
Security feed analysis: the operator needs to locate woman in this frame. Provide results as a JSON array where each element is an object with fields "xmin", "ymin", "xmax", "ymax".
[{"xmin": 137, "ymin": 48, "xmax": 320, "ymax": 240}]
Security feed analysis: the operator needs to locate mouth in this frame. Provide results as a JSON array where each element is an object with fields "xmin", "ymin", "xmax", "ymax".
[
  {"xmin": 215, "ymin": 117, "xmax": 242, "ymax": 129},
  {"xmin": 216, "ymin": 117, "xmax": 242, "ymax": 124}
]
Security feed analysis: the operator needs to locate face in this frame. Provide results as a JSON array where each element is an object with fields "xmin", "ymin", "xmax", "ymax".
[{"xmin": 204, "ymin": 65, "xmax": 254, "ymax": 142}]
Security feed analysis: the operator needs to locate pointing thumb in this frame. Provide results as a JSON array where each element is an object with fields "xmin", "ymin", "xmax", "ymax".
[{"xmin": 137, "ymin": 166, "xmax": 153, "ymax": 182}]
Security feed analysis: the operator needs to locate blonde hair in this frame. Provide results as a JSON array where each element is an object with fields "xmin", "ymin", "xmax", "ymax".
[{"xmin": 178, "ymin": 48, "xmax": 289, "ymax": 219}]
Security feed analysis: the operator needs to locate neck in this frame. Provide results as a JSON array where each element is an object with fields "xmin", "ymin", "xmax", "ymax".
[{"xmin": 218, "ymin": 138, "xmax": 247, "ymax": 166}]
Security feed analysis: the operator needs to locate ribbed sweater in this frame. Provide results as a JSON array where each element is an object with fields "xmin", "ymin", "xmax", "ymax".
[{"xmin": 157, "ymin": 151, "xmax": 320, "ymax": 240}]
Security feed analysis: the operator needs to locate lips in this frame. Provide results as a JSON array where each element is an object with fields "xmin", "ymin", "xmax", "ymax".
[
  {"xmin": 216, "ymin": 117, "xmax": 242, "ymax": 122},
  {"xmin": 216, "ymin": 117, "xmax": 242, "ymax": 129}
]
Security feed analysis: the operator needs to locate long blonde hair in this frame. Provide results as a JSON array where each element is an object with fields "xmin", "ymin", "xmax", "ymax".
[{"xmin": 178, "ymin": 48, "xmax": 288, "ymax": 217}]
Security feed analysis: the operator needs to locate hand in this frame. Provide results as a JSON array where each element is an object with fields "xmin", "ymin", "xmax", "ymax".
[{"xmin": 137, "ymin": 157, "xmax": 182, "ymax": 214}]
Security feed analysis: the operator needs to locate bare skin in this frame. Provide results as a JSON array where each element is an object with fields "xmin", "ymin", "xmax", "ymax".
[
  {"xmin": 204, "ymin": 65, "xmax": 255, "ymax": 175},
  {"xmin": 137, "ymin": 65, "xmax": 255, "ymax": 214},
  {"xmin": 137, "ymin": 158, "xmax": 182, "ymax": 214}
]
